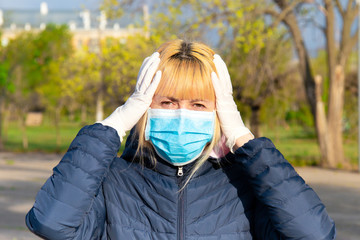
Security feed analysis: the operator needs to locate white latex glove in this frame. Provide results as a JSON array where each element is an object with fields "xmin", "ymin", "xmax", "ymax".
[
  {"xmin": 100, "ymin": 52, "xmax": 162, "ymax": 142},
  {"xmin": 211, "ymin": 54, "xmax": 253, "ymax": 151}
]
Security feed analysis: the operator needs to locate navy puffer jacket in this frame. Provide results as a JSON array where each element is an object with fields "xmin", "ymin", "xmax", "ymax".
[{"xmin": 26, "ymin": 123, "xmax": 335, "ymax": 239}]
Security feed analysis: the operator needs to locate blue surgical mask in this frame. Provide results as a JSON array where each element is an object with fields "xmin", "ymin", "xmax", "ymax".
[{"xmin": 145, "ymin": 108, "xmax": 215, "ymax": 166}]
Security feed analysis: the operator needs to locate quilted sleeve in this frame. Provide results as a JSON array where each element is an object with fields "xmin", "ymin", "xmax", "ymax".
[
  {"xmin": 25, "ymin": 123, "xmax": 120, "ymax": 240},
  {"xmin": 234, "ymin": 137, "xmax": 336, "ymax": 240}
]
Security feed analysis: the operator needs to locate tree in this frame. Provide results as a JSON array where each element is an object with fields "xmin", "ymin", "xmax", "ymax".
[
  {"xmin": 60, "ymin": 48, "xmax": 101, "ymax": 124},
  {"xmin": 228, "ymin": 31, "xmax": 296, "ymax": 137},
  {"xmin": 0, "ymin": 38, "xmax": 12, "ymax": 150},
  {"xmin": 3, "ymin": 32, "xmax": 39, "ymax": 149},
  {"xmin": 35, "ymin": 24, "xmax": 73, "ymax": 150},
  {"xmin": 60, "ymin": 34, "xmax": 163, "ymax": 124},
  {"xmin": 264, "ymin": 0, "xmax": 358, "ymax": 168},
  {"xmin": 98, "ymin": 35, "xmax": 162, "ymax": 118},
  {"xmin": 102, "ymin": 35, "xmax": 162, "ymax": 104}
]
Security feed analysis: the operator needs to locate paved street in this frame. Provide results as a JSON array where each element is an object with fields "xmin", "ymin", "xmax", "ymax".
[{"xmin": 0, "ymin": 152, "xmax": 359, "ymax": 240}]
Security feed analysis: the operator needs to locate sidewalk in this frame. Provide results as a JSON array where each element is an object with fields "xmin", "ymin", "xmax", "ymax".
[
  {"xmin": 296, "ymin": 167, "xmax": 360, "ymax": 240},
  {"xmin": 0, "ymin": 152, "xmax": 359, "ymax": 240},
  {"xmin": 0, "ymin": 152, "xmax": 61, "ymax": 240}
]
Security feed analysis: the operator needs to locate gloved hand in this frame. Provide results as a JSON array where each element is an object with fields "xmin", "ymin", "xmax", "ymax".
[
  {"xmin": 211, "ymin": 54, "xmax": 253, "ymax": 150},
  {"xmin": 100, "ymin": 52, "xmax": 162, "ymax": 142}
]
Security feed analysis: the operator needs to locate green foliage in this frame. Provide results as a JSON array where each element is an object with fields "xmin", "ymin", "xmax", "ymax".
[
  {"xmin": 234, "ymin": 4, "xmax": 273, "ymax": 54},
  {"xmin": 4, "ymin": 32, "xmax": 38, "ymax": 97},
  {"xmin": 34, "ymin": 24, "xmax": 73, "ymax": 108},
  {"xmin": 3, "ymin": 24, "xmax": 73, "ymax": 111},
  {"xmin": 60, "ymin": 47, "xmax": 100, "ymax": 111},
  {"xmin": 102, "ymin": 35, "xmax": 162, "ymax": 105},
  {"xmin": 0, "ymin": 61, "xmax": 13, "ymax": 92},
  {"xmin": 285, "ymin": 104, "xmax": 314, "ymax": 128},
  {"xmin": 0, "ymin": 60, "xmax": 7, "ymax": 86},
  {"xmin": 229, "ymin": 29, "xmax": 295, "ymax": 128},
  {"xmin": 56, "ymin": 34, "xmax": 164, "ymax": 119}
]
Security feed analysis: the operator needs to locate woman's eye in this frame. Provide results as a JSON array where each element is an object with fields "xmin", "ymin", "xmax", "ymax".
[
  {"xmin": 161, "ymin": 101, "xmax": 173, "ymax": 106},
  {"xmin": 193, "ymin": 103, "xmax": 206, "ymax": 109}
]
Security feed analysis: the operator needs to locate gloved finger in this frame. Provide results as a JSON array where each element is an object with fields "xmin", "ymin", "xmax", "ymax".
[
  {"xmin": 136, "ymin": 52, "xmax": 160, "ymax": 90},
  {"xmin": 136, "ymin": 56, "xmax": 151, "ymax": 87},
  {"xmin": 213, "ymin": 55, "xmax": 228, "ymax": 90},
  {"xmin": 137, "ymin": 56, "xmax": 150, "ymax": 77},
  {"xmin": 214, "ymin": 54, "xmax": 232, "ymax": 93},
  {"xmin": 144, "ymin": 70, "xmax": 162, "ymax": 97},
  {"xmin": 211, "ymin": 72, "xmax": 224, "ymax": 99},
  {"xmin": 138, "ymin": 57, "xmax": 160, "ymax": 93},
  {"xmin": 220, "ymin": 60, "xmax": 232, "ymax": 92},
  {"xmin": 136, "ymin": 52, "xmax": 159, "ymax": 90}
]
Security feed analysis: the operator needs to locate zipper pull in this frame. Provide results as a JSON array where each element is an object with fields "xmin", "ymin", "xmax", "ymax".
[{"xmin": 177, "ymin": 166, "xmax": 184, "ymax": 177}]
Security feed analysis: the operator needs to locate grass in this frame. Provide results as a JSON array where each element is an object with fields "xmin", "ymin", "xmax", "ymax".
[
  {"xmin": 1, "ymin": 120, "xmax": 358, "ymax": 168},
  {"xmin": 344, "ymin": 137, "xmax": 359, "ymax": 166},
  {"xmin": 262, "ymin": 125, "xmax": 321, "ymax": 166},
  {"xmin": 262, "ymin": 125, "xmax": 359, "ymax": 168},
  {"xmin": 4, "ymin": 121, "xmax": 81, "ymax": 153},
  {"xmin": 3, "ymin": 120, "xmax": 126, "ymax": 154}
]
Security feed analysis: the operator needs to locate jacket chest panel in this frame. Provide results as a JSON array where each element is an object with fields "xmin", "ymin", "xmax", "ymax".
[
  {"xmin": 103, "ymin": 164, "xmax": 179, "ymax": 236},
  {"xmin": 185, "ymin": 172, "xmax": 255, "ymax": 236}
]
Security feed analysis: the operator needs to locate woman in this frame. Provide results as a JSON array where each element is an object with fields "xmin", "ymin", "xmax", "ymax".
[{"xmin": 26, "ymin": 40, "xmax": 335, "ymax": 239}]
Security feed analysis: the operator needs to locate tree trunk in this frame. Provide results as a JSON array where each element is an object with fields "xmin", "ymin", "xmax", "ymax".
[
  {"xmin": 81, "ymin": 104, "xmax": 87, "ymax": 125},
  {"xmin": 314, "ymin": 67, "xmax": 346, "ymax": 168},
  {"xmin": 68, "ymin": 105, "xmax": 75, "ymax": 122},
  {"xmin": 20, "ymin": 112, "xmax": 28, "ymax": 150},
  {"xmin": 96, "ymin": 90, "xmax": 104, "ymax": 122},
  {"xmin": 314, "ymin": 75, "xmax": 329, "ymax": 166},
  {"xmin": 55, "ymin": 106, "xmax": 61, "ymax": 151},
  {"xmin": 3, "ymin": 104, "xmax": 11, "ymax": 143},
  {"xmin": 250, "ymin": 105, "xmax": 261, "ymax": 138},
  {"xmin": 327, "ymin": 66, "xmax": 346, "ymax": 168},
  {"xmin": 97, "ymin": 35, "xmax": 105, "ymax": 123},
  {"xmin": 279, "ymin": 9, "xmax": 317, "ymax": 122},
  {"xmin": 324, "ymin": 0, "xmax": 346, "ymax": 168}
]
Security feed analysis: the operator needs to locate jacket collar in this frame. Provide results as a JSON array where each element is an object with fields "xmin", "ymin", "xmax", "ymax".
[{"xmin": 121, "ymin": 129, "xmax": 232, "ymax": 178}]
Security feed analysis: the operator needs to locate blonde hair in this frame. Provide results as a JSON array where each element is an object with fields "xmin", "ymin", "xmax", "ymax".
[{"xmin": 134, "ymin": 39, "xmax": 221, "ymax": 187}]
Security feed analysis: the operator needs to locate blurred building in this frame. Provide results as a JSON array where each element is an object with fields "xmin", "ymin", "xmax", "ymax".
[{"xmin": 0, "ymin": 2, "xmax": 145, "ymax": 50}]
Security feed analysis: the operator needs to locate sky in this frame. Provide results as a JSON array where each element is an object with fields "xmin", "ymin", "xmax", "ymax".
[{"xmin": 0, "ymin": 0, "xmax": 102, "ymax": 10}]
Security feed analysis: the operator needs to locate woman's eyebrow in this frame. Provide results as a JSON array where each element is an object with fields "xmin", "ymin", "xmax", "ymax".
[
  {"xmin": 163, "ymin": 96, "xmax": 180, "ymax": 102},
  {"xmin": 190, "ymin": 99, "xmax": 209, "ymax": 102}
]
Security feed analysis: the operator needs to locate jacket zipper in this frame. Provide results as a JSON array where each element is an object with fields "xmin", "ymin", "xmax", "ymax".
[
  {"xmin": 177, "ymin": 166, "xmax": 183, "ymax": 176},
  {"xmin": 177, "ymin": 166, "xmax": 185, "ymax": 240}
]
